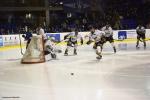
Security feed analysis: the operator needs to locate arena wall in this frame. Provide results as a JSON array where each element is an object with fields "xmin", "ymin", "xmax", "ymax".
[{"xmin": 0, "ymin": 29, "xmax": 150, "ymax": 47}]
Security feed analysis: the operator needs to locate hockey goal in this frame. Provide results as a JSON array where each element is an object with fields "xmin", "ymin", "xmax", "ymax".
[{"xmin": 21, "ymin": 35, "xmax": 45, "ymax": 64}]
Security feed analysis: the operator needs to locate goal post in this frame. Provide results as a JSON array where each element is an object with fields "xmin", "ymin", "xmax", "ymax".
[{"xmin": 21, "ymin": 35, "xmax": 45, "ymax": 64}]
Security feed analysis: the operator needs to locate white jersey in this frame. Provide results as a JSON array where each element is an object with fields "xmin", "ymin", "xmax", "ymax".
[
  {"xmin": 45, "ymin": 38, "xmax": 54, "ymax": 47},
  {"xmin": 44, "ymin": 39, "xmax": 56, "ymax": 53},
  {"xmin": 66, "ymin": 32, "xmax": 82, "ymax": 42},
  {"xmin": 89, "ymin": 30, "xmax": 104, "ymax": 43},
  {"xmin": 102, "ymin": 26, "xmax": 113, "ymax": 37},
  {"xmin": 38, "ymin": 28, "xmax": 47, "ymax": 39},
  {"xmin": 136, "ymin": 26, "xmax": 145, "ymax": 34}
]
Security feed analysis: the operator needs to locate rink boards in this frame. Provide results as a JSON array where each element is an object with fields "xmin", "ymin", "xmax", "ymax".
[{"xmin": 0, "ymin": 29, "xmax": 150, "ymax": 47}]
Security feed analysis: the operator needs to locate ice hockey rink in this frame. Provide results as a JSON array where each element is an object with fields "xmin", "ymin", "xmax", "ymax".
[{"xmin": 0, "ymin": 41, "xmax": 150, "ymax": 100}]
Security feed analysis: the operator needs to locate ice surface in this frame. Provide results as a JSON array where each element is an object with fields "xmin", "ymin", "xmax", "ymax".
[{"xmin": 0, "ymin": 42, "xmax": 150, "ymax": 100}]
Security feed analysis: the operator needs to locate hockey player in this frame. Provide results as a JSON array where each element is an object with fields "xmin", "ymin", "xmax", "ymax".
[
  {"xmin": 86, "ymin": 26, "xmax": 106, "ymax": 59},
  {"xmin": 64, "ymin": 28, "xmax": 83, "ymax": 56},
  {"xmin": 36, "ymin": 25, "xmax": 47, "ymax": 40},
  {"xmin": 101, "ymin": 24, "xmax": 116, "ymax": 53},
  {"xmin": 22, "ymin": 29, "xmax": 33, "ymax": 49},
  {"xmin": 44, "ymin": 37, "xmax": 62, "ymax": 59},
  {"xmin": 36, "ymin": 25, "xmax": 62, "ymax": 59},
  {"xmin": 136, "ymin": 25, "xmax": 146, "ymax": 49}
]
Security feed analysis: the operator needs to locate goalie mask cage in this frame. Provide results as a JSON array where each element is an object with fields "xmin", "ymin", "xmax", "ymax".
[{"xmin": 21, "ymin": 35, "xmax": 45, "ymax": 64}]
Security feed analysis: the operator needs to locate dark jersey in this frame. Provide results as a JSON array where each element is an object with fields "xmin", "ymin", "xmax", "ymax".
[{"xmin": 23, "ymin": 32, "xmax": 32, "ymax": 40}]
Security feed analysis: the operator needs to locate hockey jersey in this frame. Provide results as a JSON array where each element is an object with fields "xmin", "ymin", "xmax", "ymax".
[
  {"xmin": 89, "ymin": 30, "xmax": 104, "ymax": 42},
  {"xmin": 65, "ymin": 32, "xmax": 82, "ymax": 42},
  {"xmin": 102, "ymin": 26, "xmax": 113, "ymax": 37},
  {"xmin": 136, "ymin": 26, "xmax": 145, "ymax": 34}
]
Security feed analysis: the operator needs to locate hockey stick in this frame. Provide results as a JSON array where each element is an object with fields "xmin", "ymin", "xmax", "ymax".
[
  {"xmin": 139, "ymin": 38, "xmax": 144, "ymax": 42},
  {"xmin": 18, "ymin": 31, "xmax": 24, "ymax": 55}
]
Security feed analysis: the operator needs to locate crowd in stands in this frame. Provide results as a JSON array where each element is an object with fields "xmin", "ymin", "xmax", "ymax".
[{"xmin": 0, "ymin": 0, "xmax": 150, "ymax": 34}]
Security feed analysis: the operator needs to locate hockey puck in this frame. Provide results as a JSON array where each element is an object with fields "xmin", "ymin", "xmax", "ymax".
[{"xmin": 71, "ymin": 73, "xmax": 74, "ymax": 75}]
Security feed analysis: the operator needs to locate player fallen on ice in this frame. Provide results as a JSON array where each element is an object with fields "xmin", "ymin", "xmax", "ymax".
[
  {"xmin": 64, "ymin": 28, "xmax": 83, "ymax": 56},
  {"xmin": 37, "ymin": 25, "xmax": 62, "ymax": 59},
  {"xmin": 86, "ymin": 26, "xmax": 106, "ymax": 60},
  {"xmin": 136, "ymin": 25, "xmax": 146, "ymax": 49},
  {"xmin": 44, "ymin": 37, "xmax": 62, "ymax": 59},
  {"xmin": 101, "ymin": 24, "xmax": 116, "ymax": 53}
]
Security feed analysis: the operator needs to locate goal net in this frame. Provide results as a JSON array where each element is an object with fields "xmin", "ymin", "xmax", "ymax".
[{"xmin": 21, "ymin": 35, "xmax": 45, "ymax": 64}]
